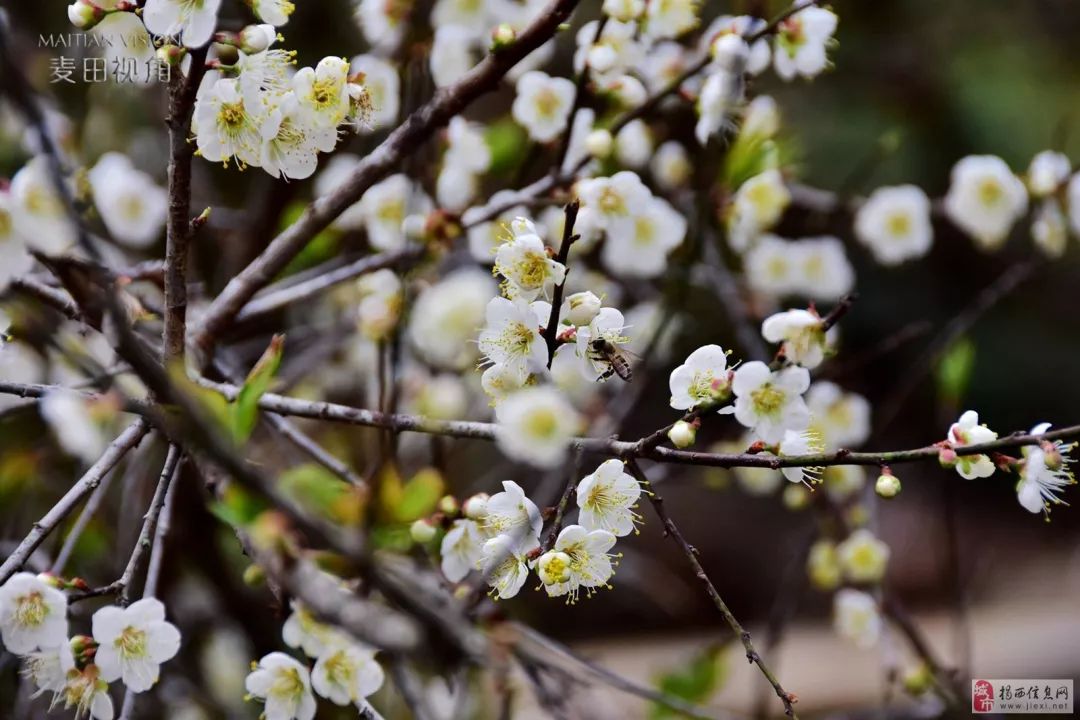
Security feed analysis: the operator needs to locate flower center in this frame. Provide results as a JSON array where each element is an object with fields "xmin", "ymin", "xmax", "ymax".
[
  {"xmin": 534, "ymin": 89, "xmax": 561, "ymax": 119},
  {"xmin": 324, "ymin": 650, "xmax": 356, "ymax": 689},
  {"xmin": 14, "ymin": 592, "xmax": 48, "ymax": 629},
  {"xmin": 270, "ymin": 667, "xmax": 305, "ymax": 700},
  {"xmin": 885, "ymin": 211, "xmax": 911, "ymax": 237},
  {"xmin": 766, "ymin": 256, "xmax": 788, "ymax": 280},
  {"xmin": 525, "ymin": 408, "xmax": 558, "ymax": 439},
  {"xmin": 977, "ymin": 178, "xmax": 1003, "ymax": 206},
  {"xmin": 597, "ymin": 187, "xmax": 624, "ymax": 215},
  {"xmin": 687, "ymin": 371, "xmax": 716, "ymax": 401},
  {"xmin": 750, "ymin": 383, "xmax": 785, "ymax": 417},
  {"xmin": 514, "ymin": 252, "xmax": 549, "ymax": 288},
  {"xmin": 116, "ymin": 626, "xmax": 148, "ymax": 660},
  {"xmin": 218, "ymin": 101, "xmax": 246, "ymax": 130}
]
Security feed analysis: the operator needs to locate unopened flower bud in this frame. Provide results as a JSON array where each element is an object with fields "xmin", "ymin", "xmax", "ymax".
[
  {"xmin": 564, "ymin": 290, "xmax": 602, "ymax": 325},
  {"xmin": 587, "ymin": 44, "xmax": 618, "ymax": 74},
  {"xmin": 537, "ymin": 550, "xmax": 573, "ymax": 585},
  {"xmin": 437, "ymin": 495, "xmax": 459, "ymax": 516},
  {"xmin": 156, "ymin": 44, "xmax": 187, "ymax": 67},
  {"xmin": 711, "ymin": 33, "xmax": 749, "ymax": 71},
  {"xmin": 463, "ymin": 493, "xmax": 489, "ymax": 519},
  {"xmin": 242, "ymin": 563, "xmax": 266, "ymax": 587},
  {"xmin": 602, "ymin": 0, "xmax": 644, "ymax": 21},
  {"xmin": 607, "ymin": 75, "xmax": 647, "ymax": 108},
  {"xmin": 783, "ymin": 484, "xmax": 810, "ymax": 510},
  {"xmin": 902, "ymin": 663, "xmax": 933, "ymax": 696},
  {"xmin": 584, "ymin": 129, "xmax": 613, "ymax": 159},
  {"xmin": 410, "ymin": 518, "xmax": 437, "ymax": 544},
  {"xmin": 490, "ymin": 23, "xmax": 516, "ymax": 50},
  {"xmin": 214, "ymin": 43, "xmax": 240, "ymax": 67},
  {"xmin": 239, "ymin": 24, "xmax": 277, "ymax": 54},
  {"xmin": 875, "ymin": 471, "xmax": 901, "ymax": 498},
  {"xmin": 68, "ymin": 1, "xmax": 105, "ymax": 30},
  {"xmin": 937, "ymin": 446, "xmax": 958, "ymax": 468},
  {"xmin": 668, "ymin": 420, "xmax": 697, "ymax": 449}
]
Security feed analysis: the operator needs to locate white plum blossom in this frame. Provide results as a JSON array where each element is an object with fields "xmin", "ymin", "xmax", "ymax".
[
  {"xmin": 727, "ymin": 170, "xmax": 791, "ymax": 252},
  {"xmin": 245, "ymin": 652, "xmax": 317, "ymax": 720},
  {"xmin": 943, "ymin": 155, "xmax": 1029, "ymax": 250},
  {"xmin": 481, "ymin": 480, "xmax": 543, "ymax": 551},
  {"xmin": 22, "ymin": 641, "xmax": 76, "ymax": 696},
  {"xmin": 478, "ymin": 296, "xmax": 548, "ymax": 383},
  {"xmin": 463, "ymin": 193, "xmax": 529, "ymax": 262},
  {"xmin": 806, "ymin": 381, "xmax": 872, "ymax": 449},
  {"xmin": 354, "ymin": 0, "xmax": 410, "ymax": 53},
  {"xmin": 432, "ymin": 0, "xmax": 492, "ymax": 34},
  {"xmin": 837, "ymin": 529, "xmax": 890, "ymax": 584},
  {"xmin": 359, "ymin": 174, "xmax": 432, "ymax": 251},
  {"xmin": 744, "ymin": 233, "xmax": 798, "ymax": 296},
  {"xmin": 773, "ymin": 6, "xmax": 838, "ymax": 81},
  {"xmin": 731, "ymin": 361, "xmax": 811, "ymax": 444},
  {"xmin": 777, "ymin": 429, "xmax": 825, "ymax": 485},
  {"xmin": 92, "ymin": 598, "xmax": 181, "ymax": 693},
  {"xmin": 822, "ymin": 464, "xmax": 867, "ymax": 502},
  {"xmin": 143, "ymin": 0, "xmax": 222, "ymax": 48},
  {"xmin": 356, "ymin": 269, "xmax": 402, "ymax": 341},
  {"xmin": 576, "ymin": 171, "xmax": 652, "ymax": 239},
  {"xmin": 1027, "ymin": 151, "xmax": 1070, "ymax": 197},
  {"xmin": 575, "ymin": 20, "xmax": 643, "ymax": 81},
  {"xmin": 409, "ymin": 269, "xmax": 496, "ymax": 370},
  {"xmin": 430, "ymin": 25, "xmax": 479, "ymax": 87},
  {"xmin": 40, "ymin": 390, "xmax": 108, "ymax": 465},
  {"xmin": 292, "ymin": 57, "xmax": 351, "ymax": 130},
  {"xmin": 562, "ymin": 291, "xmax": 602, "ymax": 327},
  {"xmin": 481, "ymin": 533, "xmax": 536, "ymax": 600},
  {"xmin": 282, "ymin": 603, "xmax": 342, "ymax": 659},
  {"xmin": 695, "ymin": 69, "xmax": 741, "ymax": 145},
  {"xmin": 833, "ymin": 589, "xmax": 881, "ymax": 649},
  {"xmin": 194, "ymin": 78, "xmax": 278, "ymax": 168},
  {"xmin": 702, "ymin": 15, "xmax": 771, "ymax": 75},
  {"xmin": 88, "ymin": 153, "xmax": 168, "ymax": 248},
  {"xmin": 259, "ymin": 95, "xmax": 329, "ymax": 181},
  {"xmin": 742, "ymin": 94, "xmax": 780, "ymax": 136},
  {"xmin": 601, "ymin": 196, "xmax": 685, "ymax": 279},
  {"xmin": 444, "ymin": 116, "xmax": 492, "ymax": 175},
  {"xmin": 1017, "ymin": 423, "xmax": 1076, "ymax": 516},
  {"xmin": 792, "ymin": 236, "xmax": 856, "ymax": 301},
  {"xmin": 947, "ymin": 410, "xmax": 998, "ymax": 479},
  {"xmin": 854, "ymin": 185, "xmax": 934, "ymax": 265},
  {"xmin": 576, "ymin": 459, "xmax": 641, "ymax": 536},
  {"xmin": 651, "ymin": 141, "xmax": 691, "ymax": 191},
  {"xmin": 512, "ymin": 71, "xmax": 576, "ymax": 143},
  {"xmin": 350, "ymin": 55, "xmax": 400, "ymax": 131},
  {"xmin": 668, "ymin": 344, "xmax": 730, "ymax": 410},
  {"xmin": 57, "ymin": 665, "xmax": 115, "ymax": 720},
  {"xmin": 440, "ymin": 519, "xmax": 485, "ymax": 582},
  {"xmin": 9, "ymin": 156, "xmax": 76, "ymax": 254},
  {"xmin": 0, "ymin": 573, "xmax": 68, "ymax": 654},
  {"xmin": 253, "ymin": 0, "xmax": 295, "ymax": 26},
  {"xmin": 493, "ymin": 218, "xmax": 566, "ymax": 299},
  {"xmin": 762, "ymin": 309, "xmax": 828, "ymax": 368},
  {"xmin": 644, "ymin": 0, "xmax": 699, "ymax": 40},
  {"xmin": 311, "ymin": 642, "xmax": 385, "ymax": 708},
  {"xmin": 614, "ymin": 119, "xmax": 653, "ymax": 169},
  {"xmin": 537, "ymin": 524, "xmax": 617, "ymax": 602},
  {"xmin": 807, "ymin": 540, "xmax": 841, "ymax": 591},
  {"xmin": 494, "ymin": 387, "xmax": 581, "ymax": 468},
  {"xmin": 1032, "ymin": 200, "xmax": 1068, "ymax": 259}
]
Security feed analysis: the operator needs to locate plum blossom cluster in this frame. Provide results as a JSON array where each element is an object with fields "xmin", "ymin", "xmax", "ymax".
[
  {"xmin": 432, "ymin": 460, "xmax": 639, "ymax": 602},
  {"xmin": 939, "ymin": 412, "xmax": 1077, "ymax": 518},
  {"xmin": 245, "ymin": 603, "xmax": 385, "ymax": 719},
  {"xmin": 0, "ymin": 573, "xmax": 181, "ymax": 720}
]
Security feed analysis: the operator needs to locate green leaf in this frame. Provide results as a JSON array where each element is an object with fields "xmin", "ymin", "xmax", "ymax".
[
  {"xmin": 484, "ymin": 119, "xmax": 529, "ymax": 177},
  {"xmin": 232, "ymin": 334, "xmax": 285, "ymax": 443},
  {"xmin": 209, "ymin": 485, "xmax": 269, "ymax": 528},
  {"xmin": 166, "ymin": 359, "xmax": 233, "ymax": 438},
  {"xmin": 937, "ymin": 338, "xmax": 976, "ymax": 406},
  {"xmin": 395, "ymin": 468, "xmax": 445, "ymax": 523},
  {"xmin": 279, "ymin": 463, "xmax": 364, "ymax": 525},
  {"xmin": 277, "ymin": 203, "xmax": 341, "ymax": 278},
  {"xmin": 650, "ymin": 643, "xmax": 730, "ymax": 719}
]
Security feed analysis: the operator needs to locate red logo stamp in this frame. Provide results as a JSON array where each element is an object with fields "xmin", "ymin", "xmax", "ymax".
[{"xmin": 973, "ymin": 680, "xmax": 995, "ymax": 712}]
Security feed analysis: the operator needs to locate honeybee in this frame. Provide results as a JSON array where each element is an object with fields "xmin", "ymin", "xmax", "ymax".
[{"xmin": 589, "ymin": 337, "xmax": 635, "ymax": 382}]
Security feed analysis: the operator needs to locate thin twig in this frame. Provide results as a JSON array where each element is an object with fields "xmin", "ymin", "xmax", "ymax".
[
  {"xmin": 543, "ymin": 201, "xmax": 580, "ymax": 366},
  {"xmin": 118, "ymin": 445, "xmax": 183, "ymax": 605},
  {"xmin": 626, "ymin": 460, "xmax": 799, "ymax": 718}
]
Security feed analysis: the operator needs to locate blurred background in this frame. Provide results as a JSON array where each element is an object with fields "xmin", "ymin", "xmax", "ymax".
[{"xmin": 2, "ymin": 0, "xmax": 1080, "ymax": 717}]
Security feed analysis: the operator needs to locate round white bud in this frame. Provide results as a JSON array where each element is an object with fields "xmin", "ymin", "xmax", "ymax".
[
  {"xmin": 667, "ymin": 420, "xmax": 697, "ymax": 449},
  {"xmin": 583, "ymin": 130, "xmax": 613, "ymax": 159},
  {"xmin": 875, "ymin": 473, "xmax": 901, "ymax": 498}
]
